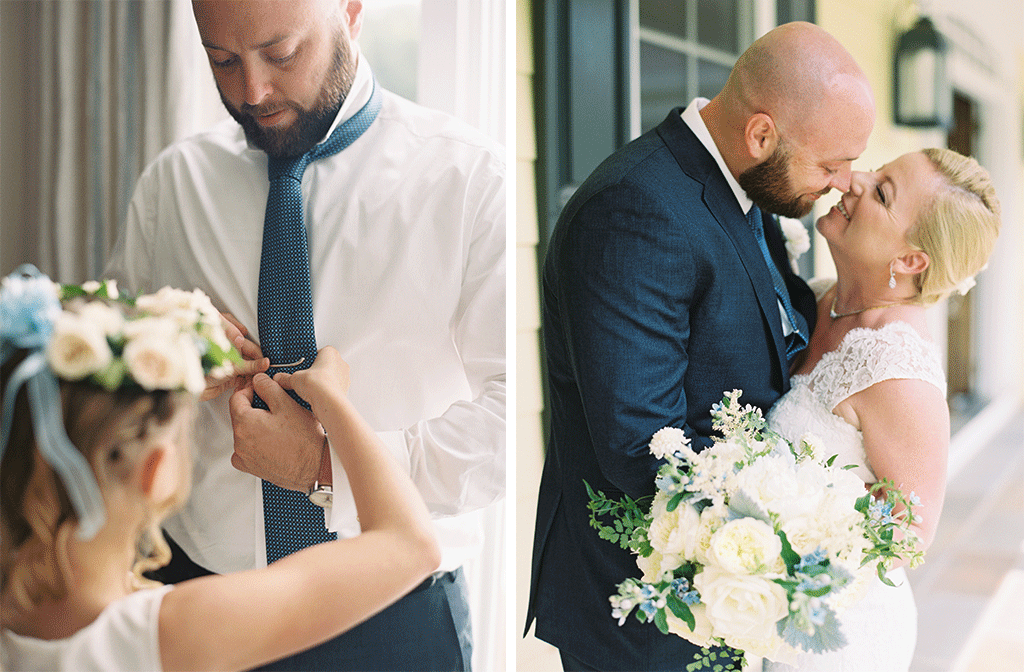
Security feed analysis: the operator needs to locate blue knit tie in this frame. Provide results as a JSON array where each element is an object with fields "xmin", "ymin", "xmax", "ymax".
[
  {"xmin": 257, "ymin": 80, "xmax": 381, "ymax": 564},
  {"xmin": 748, "ymin": 206, "xmax": 808, "ymax": 364}
]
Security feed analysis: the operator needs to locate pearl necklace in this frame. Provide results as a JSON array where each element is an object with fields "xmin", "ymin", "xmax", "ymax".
[{"xmin": 829, "ymin": 296, "xmax": 913, "ymax": 319}]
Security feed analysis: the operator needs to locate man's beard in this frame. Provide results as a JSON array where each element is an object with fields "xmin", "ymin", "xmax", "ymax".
[
  {"xmin": 220, "ymin": 31, "xmax": 357, "ymax": 159},
  {"xmin": 738, "ymin": 144, "xmax": 822, "ymax": 219}
]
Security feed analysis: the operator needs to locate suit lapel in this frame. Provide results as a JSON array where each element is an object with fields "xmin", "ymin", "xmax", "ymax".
[{"xmin": 656, "ymin": 112, "xmax": 789, "ymax": 380}]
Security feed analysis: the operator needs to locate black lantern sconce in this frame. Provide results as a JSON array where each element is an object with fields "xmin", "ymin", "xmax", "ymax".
[{"xmin": 893, "ymin": 16, "xmax": 952, "ymax": 128}]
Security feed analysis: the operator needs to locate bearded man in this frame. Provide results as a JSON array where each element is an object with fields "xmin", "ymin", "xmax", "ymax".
[
  {"xmin": 526, "ymin": 21, "xmax": 874, "ymax": 672},
  {"xmin": 106, "ymin": 1, "xmax": 505, "ymax": 670}
]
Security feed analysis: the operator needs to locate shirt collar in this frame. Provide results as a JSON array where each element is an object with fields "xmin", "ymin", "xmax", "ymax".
[{"xmin": 680, "ymin": 98, "xmax": 754, "ymax": 215}]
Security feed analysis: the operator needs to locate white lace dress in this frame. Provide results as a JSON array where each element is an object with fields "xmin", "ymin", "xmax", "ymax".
[{"xmin": 763, "ymin": 320, "xmax": 946, "ymax": 672}]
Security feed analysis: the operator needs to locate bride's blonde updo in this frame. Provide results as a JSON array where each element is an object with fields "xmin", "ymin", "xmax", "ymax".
[{"xmin": 907, "ymin": 147, "xmax": 1001, "ymax": 306}]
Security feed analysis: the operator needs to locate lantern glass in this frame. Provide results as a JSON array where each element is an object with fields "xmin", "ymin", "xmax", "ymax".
[{"xmin": 893, "ymin": 17, "xmax": 951, "ymax": 128}]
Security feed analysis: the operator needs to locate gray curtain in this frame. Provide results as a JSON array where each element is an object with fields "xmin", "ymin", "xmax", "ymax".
[{"xmin": 2, "ymin": 0, "xmax": 224, "ymax": 283}]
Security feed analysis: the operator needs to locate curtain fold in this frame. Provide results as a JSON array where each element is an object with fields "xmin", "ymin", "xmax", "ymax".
[{"xmin": 27, "ymin": 0, "xmax": 223, "ymax": 284}]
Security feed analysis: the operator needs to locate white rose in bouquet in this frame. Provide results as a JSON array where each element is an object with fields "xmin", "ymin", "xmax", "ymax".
[
  {"xmin": 694, "ymin": 565, "xmax": 789, "ymax": 643},
  {"xmin": 666, "ymin": 601, "xmax": 715, "ymax": 648},
  {"xmin": 649, "ymin": 492, "xmax": 702, "ymax": 559},
  {"xmin": 47, "ymin": 313, "xmax": 113, "ymax": 380},
  {"xmin": 637, "ymin": 549, "xmax": 684, "ymax": 583},
  {"xmin": 708, "ymin": 518, "xmax": 784, "ymax": 575}
]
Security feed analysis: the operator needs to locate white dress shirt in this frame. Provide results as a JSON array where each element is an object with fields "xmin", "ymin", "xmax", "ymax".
[
  {"xmin": 106, "ymin": 56, "xmax": 506, "ymax": 573},
  {"xmin": 681, "ymin": 98, "xmax": 793, "ymax": 337}
]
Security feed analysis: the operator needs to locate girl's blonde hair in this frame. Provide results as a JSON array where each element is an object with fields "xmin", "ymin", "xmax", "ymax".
[
  {"xmin": 908, "ymin": 148, "xmax": 1001, "ymax": 306},
  {"xmin": 1, "ymin": 354, "xmax": 194, "ymax": 615}
]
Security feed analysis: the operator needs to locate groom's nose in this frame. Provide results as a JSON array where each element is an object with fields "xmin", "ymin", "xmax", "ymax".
[{"xmin": 828, "ymin": 163, "xmax": 853, "ymax": 193}]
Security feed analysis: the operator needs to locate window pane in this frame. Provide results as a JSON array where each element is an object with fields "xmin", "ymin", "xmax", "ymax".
[
  {"xmin": 697, "ymin": 58, "xmax": 731, "ymax": 100},
  {"xmin": 640, "ymin": 41, "xmax": 688, "ymax": 134},
  {"xmin": 359, "ymin": 0, "xmax": 421, "ymax": 101},
  {"xmin": 697, "ymin": 0, "xmax": 738, "ymax": 54},
  {"xmin": 640, "ymin": 0, "xmax": 687, "ymax": 40}
]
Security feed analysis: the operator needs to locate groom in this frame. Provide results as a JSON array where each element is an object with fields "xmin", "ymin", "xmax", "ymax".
[{"xmin": 527, "ymin": 22, "xmax": 875, "ymax": 671}]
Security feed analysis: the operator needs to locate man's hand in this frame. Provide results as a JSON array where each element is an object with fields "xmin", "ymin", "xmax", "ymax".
[
  {"xmin": 202, "ymin": 313, "xmax": 270, "ymax": 402},
  {"xmin": 228, "ymin": 372, "xmax": 323, "ymax": 492}
]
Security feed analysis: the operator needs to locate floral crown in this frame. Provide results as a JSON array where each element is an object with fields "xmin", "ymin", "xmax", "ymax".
[{"xmin": 0, "ymin": 264, "xmax": 241, "ymax": 540}]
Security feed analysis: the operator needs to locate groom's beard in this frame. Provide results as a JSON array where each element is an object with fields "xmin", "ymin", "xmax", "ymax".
[
  {"xmin": 219, "ymin": 29, "xmax": 356, "ymax": 159},
  {"xmin": 739, "ymin": 144, "xmax": 821, "ymax": 220}
]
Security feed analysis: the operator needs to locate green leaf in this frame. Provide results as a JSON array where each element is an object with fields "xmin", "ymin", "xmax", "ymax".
[
  {"xmin": 666, "ymin": 593, "xmax": 696, "ymax": 631},
  {"xmin": 653, "ymin": 608, "xmax": 669, "ymax": 635},
  {"xmin": 666, "ymin": 492, "xmax": 684, "ymax": 512},
  {"xmin": 777, "ymin": 530, "xmax": 800, "ymax": 572}
]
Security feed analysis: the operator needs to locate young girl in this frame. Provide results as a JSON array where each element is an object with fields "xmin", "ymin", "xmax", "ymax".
[{"xmin": 0, "ymin": 267, "xmax": 439, "ymax": 671}]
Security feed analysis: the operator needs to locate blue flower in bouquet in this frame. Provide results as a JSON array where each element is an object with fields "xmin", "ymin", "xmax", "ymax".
[{"xmin": 671, "ymin": 577, "xmax": 700, "ymax": 605}]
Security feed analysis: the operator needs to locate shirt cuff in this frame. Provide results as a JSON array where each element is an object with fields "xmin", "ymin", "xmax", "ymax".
[{"xmin": 324, "ymin": 430, "xmax": 410, "ymax": 536}]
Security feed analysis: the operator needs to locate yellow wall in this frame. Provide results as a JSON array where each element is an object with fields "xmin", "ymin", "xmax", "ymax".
[{"xmin": 515, "ymin": 0, "xmax": 561, "ymax": 668}]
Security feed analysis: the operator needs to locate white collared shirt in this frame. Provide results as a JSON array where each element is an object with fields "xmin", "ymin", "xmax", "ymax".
[
  {"xmin": 106, "ymin": 56, "xmax": 506, "ymax": 573},
  {"xmin": 681, "ymin": 98, "xmax": 793, "ymax": 336}
]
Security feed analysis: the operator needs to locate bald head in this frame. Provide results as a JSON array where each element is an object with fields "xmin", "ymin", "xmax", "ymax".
[{"xmin": 724, "ymin": 22, "xmax": 874, "ymax": 145}]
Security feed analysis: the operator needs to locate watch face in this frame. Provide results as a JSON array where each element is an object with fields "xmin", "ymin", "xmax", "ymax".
[{"xmin": 309, "ymin": 486, "xmax": 333, "ymax": 508}]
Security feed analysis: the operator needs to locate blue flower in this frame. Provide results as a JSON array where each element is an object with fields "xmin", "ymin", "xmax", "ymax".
[
  {"xmin": 798, "ymin": 548, "xmax": 828, "ymax": 570},
  {"xmin": 0, "ymin": 266, "xmax": 61, "ymax": 355}
]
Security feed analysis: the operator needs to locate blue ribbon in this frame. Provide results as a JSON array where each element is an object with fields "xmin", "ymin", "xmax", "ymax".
[{"xmin": 1, "ymin": 265, "xmax": 107, "ymax": 540}]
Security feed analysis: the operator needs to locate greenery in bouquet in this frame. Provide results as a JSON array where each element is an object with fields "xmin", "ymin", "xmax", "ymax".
[{"xmin": 586, "ymin": 390, "xmax": 924, "ymax": 666}]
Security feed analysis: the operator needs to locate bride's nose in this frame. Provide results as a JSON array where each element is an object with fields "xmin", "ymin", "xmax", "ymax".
[{"xmin": 847, "ymin": 170, "xmax": 872, "ymax": 197}]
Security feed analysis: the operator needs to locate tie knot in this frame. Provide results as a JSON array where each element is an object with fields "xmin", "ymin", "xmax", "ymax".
[{"xmin": 268, "ymin": 154, "xmax": 312, "ymax": 183}]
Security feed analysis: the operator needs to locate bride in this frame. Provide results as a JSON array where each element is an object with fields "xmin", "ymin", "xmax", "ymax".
[{"xmin": 764, "ymin": 147, "xmax": 1001, "ymax": 671}]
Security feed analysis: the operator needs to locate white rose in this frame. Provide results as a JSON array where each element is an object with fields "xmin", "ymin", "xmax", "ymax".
[
  {"xmin": 75, "ymin": 301, "xmax": 124, "ymax": 336},
  {"xmin": 649, "ymin": 493, "xmax": 702, "ymax": 559},
  {"xmin": 180, "ymin": 334, "xmax": 206, "ymax": 395},
  {"xmin": 636, "ymin": 550, "xmax": 684, "ymax": 583},
  {"xmin": 693, "ymin": 504, "xmax": 728, "ymax": 565},
  {"xmin": 779, "ymin": 514, "xmax": 826, "ymax": 557},
  {"xmin": 708, "ymin": 518, "xmax": 783, "ymax": 575},
  {"xmin": 694, "ymin": 565, "xmax": 789, "ymax": 644},
  {"xmin": 726, "ymin": 633, "xmax": 799, "ymax": 665},
  {"xmin": 666, "ymin": 602, "xmax": 715, "ymax": 648},
  {"xmin": 47, "ymin": 313, "xmax": 113, "ymax": 380},
  {"xmin": 123, "ymin": 332, "xmax": 188, "ymax": 390}
]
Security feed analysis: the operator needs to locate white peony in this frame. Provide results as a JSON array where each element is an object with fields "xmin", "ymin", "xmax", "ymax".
[
  {"xmin": 708, "ymin": 518, "xmax": 784, "ymax": 575},
  {"xmin": 694, "ymin": 565, "xmax": 789, "ymax": 644},
  {"xmin": 666, "ymin": 601, "xmax": 715, "ymax": 648},
  {"xmin": 47, "ymin": 313, "xmax": 113, "ymax": 380}
]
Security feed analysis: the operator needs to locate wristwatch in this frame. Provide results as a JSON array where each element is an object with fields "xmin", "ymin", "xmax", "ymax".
[{"xmin": 307, "ymin": 434, "xmax": 333, "ymax": 508}]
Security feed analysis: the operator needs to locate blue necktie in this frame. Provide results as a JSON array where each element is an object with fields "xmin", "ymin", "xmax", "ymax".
[
  {"xmin": 257, "ymin": 80, "xmax": 382, "ymax": 564},
  {"xmin": 748, "ymin": 206, "xmax": 808, "ymax": 364}
]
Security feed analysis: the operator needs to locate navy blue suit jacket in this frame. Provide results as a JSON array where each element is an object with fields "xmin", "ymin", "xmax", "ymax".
[{"xmin": 526, "ymin": 109, "xmax": 817, "ymax": 670}]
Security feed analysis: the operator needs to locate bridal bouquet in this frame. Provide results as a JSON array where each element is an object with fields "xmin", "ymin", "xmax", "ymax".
[{"xmin": 587, "ymin": 390, "xmax": 924, "ymax": 668}]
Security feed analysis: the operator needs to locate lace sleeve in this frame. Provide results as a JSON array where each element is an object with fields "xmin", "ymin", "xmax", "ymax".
[{"xmin": 809, "ymin": 322, "xmax": 947, "ymax": 411}]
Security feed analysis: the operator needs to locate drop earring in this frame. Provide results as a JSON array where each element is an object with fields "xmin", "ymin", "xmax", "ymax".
[{"xmin": 888, "ymin": 263, "xmax": 897, "ymax": 289}]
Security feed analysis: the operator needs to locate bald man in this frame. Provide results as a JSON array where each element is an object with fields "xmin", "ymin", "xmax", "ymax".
[{"xmin": 526, "ymin": 22, "xmax": 874, "ymax": 671}]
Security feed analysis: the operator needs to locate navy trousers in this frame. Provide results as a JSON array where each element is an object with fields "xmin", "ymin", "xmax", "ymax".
[{"xmin": 149, "ymin": 534, "xmax": 473, "ymax": 671}]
